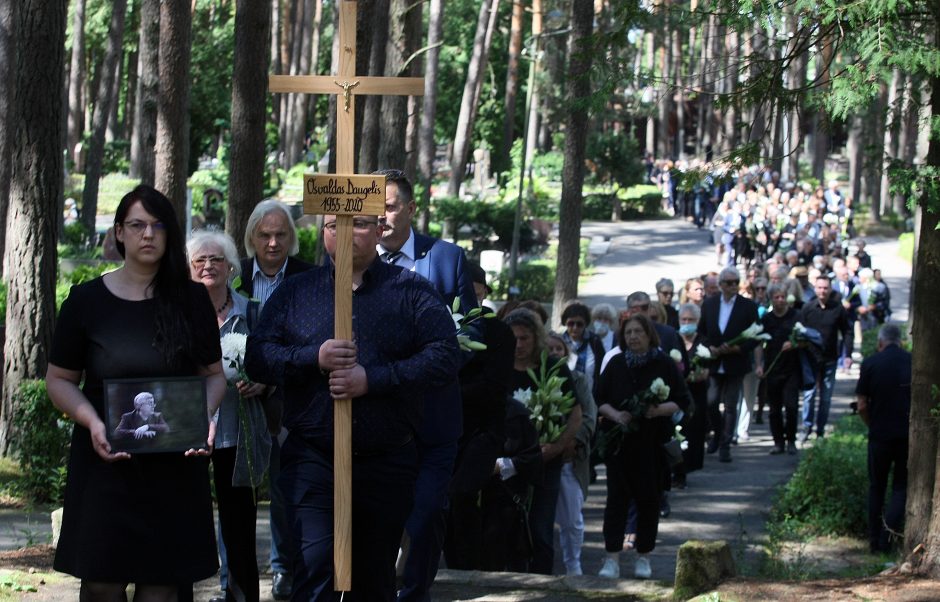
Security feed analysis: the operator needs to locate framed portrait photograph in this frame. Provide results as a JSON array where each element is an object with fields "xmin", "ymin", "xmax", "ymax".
[{"xmin": 103, "ymin": 376, "xmax": 209, "ymax": 454}]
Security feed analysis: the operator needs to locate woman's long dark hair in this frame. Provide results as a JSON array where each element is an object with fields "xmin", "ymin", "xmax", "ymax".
[{"xmin": 114, "ymin": 185, "xmax": 197, "ymax": 369}]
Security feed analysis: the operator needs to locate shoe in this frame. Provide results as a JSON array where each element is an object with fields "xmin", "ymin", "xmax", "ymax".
[
  {"xmin": 769, "ymin": 445, "xmax": 785, "ymax": 455},
  {"xmin": 718, "ymin": 448, "xmax": 732, "ymax": 463},
  {"xmin": 787, "ymin": 442, "xmax": 798, "ymax": 455},
  {"xmin": 706, "ymin": 438, "xmax": 719, "ymax": 454},
  {"xmin": 598, "ymin": 556, "xmax": 620, "ymax": 579},
  {"xmin": 634, "ymin": 556, "xmax": 652, "ymax": 579},
  {"xmin": 738, "ymin": 433, "xmax": 751, "ymax": 442},
  {"xmin": 566, "ymin": 565, "xmax": 583, "ymax": 577},
  {"xmin": 272, "ymin": 572, "xmax": 293, "ymax": 601},
  {"xmin": 660, "ymin": 495, "xmax": 671, "ymax": 518},
  {"xmin": 672, "ymin": 474, "xmax": 687, "ymax": 490},
  {"xmin": 209, "ymin": 596, "xmax": 225, "ymax": 602},
  {"xmin": 731, "ymin": 437, "xmax": 738, "ymax": 446},
  {"xmin": 799, "ymin": 429, "xmax": 811, "ymax": 444}
]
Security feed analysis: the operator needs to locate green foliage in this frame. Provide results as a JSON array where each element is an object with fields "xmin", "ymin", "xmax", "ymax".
[
  {"xmin": 188, "ymin": 152, "xmax": 231, "ymax": 217},
  {"xmin": 586, "ymin": 130, "xmax": 645, "ymax": 191},
  {"xmin": 56, "ymin": 262, "xmax": 122, "ymax": 310},
  {"xmin": 102, "ymin": 139, "xmax": 131, "ymax": 175},
  {"xmin": 898, "ymin": 232, "xmax": 914, "ymax": 262},
  {"xmin": 296, "ymin": 226, "xmax": 320, "ymax": 265},
  {"xmin": 189, "ymin": 1, "xmax": 236, "ymax": 171},
  {"xmin": 432, "ymin": 196, "xmax": 537, "ymax": 253},
  {"xmin": 0, "ymin": 281, "xmax": 6, "ymax": 324},
  {"xmin": 582, "ymin": 185, "xmax": 664, "ymax": 221},
  {"xmin": 58, "ymin": 222, "xmax": 98, "ymax": 260},
  {"xmin": 9, "ymin": 381, "xmax": 72, "ymax": 504},
  {"xmin": 770, "ymin": 415, "xmax": 869, "ymax": 539},
  {"xmin": 493, "ymin": 260, "xmax": 555, "ymax": 301},
  {"xmin": 531, "ymin": 150, "xmax": 566, "ymax": 182}
]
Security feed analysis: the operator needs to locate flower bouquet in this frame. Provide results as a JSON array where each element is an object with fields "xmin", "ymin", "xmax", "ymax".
[
  {"xmin": 219, "ymin": 331, "xmax": 264, "ymax": 497},
  {"xmin": 725, "ymin": 322, "xmax": 772, "ymax": 347},
  {"xmin": 449, "ymin": 297, "xmax": 488, "ymax": 353},
  {"xmin": 596, "ymin": 377, "xmax": 671, "ymax": 456},
  {"xmin": 688, "ymin": 343, "xmax": 711, "ymax": 382},
  {"xmin": 514, "ymin": 351, "xmax": 576, "ymax": 445}
]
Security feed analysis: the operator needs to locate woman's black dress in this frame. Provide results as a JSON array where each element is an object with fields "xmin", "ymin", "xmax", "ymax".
[
  {"xmin": 595, "ymin": 349, "xmax": 691, "ymax": 554},
  {"xmin": 49, "ymin": 278, "xmax": 221, "ymax": 584}
]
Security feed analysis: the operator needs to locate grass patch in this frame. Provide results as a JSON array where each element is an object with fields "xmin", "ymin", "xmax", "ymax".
[{"xmin": 898, "ymin": 232, "xmax": 914, "ymax": 263}]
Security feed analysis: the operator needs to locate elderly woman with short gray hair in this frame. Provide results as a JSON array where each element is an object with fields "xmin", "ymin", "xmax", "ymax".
[{"xmin": 188, "ymin": 229, "xmax": 272, "ymax": 601}]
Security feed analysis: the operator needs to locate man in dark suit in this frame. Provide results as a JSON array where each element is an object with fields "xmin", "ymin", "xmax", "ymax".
[
  {"xmin": 856, "ymin": 323, "xmax": 911, "ymax": 553},
  {"xmin": 698, "ymin": 267, "xmax": 760, "ymax": 463},
  {"xmin": 374, "ymin": 169, "xmax": 475, "ymax": 602},
  {"xmin": 114, "ymin": 392, "xmax": 170, "ymax": 440},
  {"xmin": 238, "ymin": 199, "xmax": 314, "ymax": 601}
]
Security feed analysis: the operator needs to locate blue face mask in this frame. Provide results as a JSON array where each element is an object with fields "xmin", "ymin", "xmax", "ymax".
[
  {"xmin": 592, "ymin": 320, "xmax": 610, "ymax": 337},
  {"xmin": 679, "ymin": 324, "xmax": 697, "ymax": 336}
]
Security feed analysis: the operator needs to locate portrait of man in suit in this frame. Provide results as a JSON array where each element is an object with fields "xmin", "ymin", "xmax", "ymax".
[{"xmin": 114, "ymin": 391, "xmax": 170, "ymax": 440}]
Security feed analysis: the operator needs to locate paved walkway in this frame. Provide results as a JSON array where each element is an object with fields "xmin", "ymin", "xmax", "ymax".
[{"xmin": 3, "ymin": 216, "xmax": 911, "ymax": 600}]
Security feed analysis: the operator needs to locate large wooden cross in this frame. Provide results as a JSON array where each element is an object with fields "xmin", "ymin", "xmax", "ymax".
[{"xmin": 269, "ymin": 0, "xmax": 424, "ymax": 592}]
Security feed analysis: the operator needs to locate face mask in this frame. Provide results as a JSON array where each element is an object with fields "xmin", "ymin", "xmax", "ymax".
[
  {"xmin": 679, "ymin": 324, "xmax": 697, "ymax": 336},
  {"xmin": 592, "ymin": 321, "xmax": 610, "ymax": 337}
]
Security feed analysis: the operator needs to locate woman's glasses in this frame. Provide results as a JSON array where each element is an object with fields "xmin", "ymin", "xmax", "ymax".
[
  {"xmin": 191, "ymin": 255, "xmax": 226, "ymax": 268},
  {"xmin": 123, "ymin": 220, "xmax": 166, "ymax": 235}
]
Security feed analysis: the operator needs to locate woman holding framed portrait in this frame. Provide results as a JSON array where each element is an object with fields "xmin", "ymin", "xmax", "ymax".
[{"xmin": 46, "ymin": 185, "xmax": 226, "ymax": 600}]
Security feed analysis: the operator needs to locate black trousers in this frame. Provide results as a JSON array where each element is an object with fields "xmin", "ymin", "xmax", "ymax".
[
  {"xmin": 279, "ymin": 435, "xmax": 417, "ymax": 601},
  {"xmin": 868, "ymin": 437, "xmax": 908, "ymax": 551},
  {"xmin": 766, "ymin": 372, "xmax": 800, "ymax": 446},
  {"xmin": 602, "ymin": 449, "xmax": 661, "ymax": 554},
  {"xmin": 707, "ymin": 373, "xmax": 744, "ymax": 450},
  {"xmin": 212, "ymin": 446, "xmax": 259, "ymax": 602}
]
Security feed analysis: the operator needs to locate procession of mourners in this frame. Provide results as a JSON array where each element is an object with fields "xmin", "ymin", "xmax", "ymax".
[{"xmin": 46, "ymin": 164, "xmax": 901, "ymax": 601}]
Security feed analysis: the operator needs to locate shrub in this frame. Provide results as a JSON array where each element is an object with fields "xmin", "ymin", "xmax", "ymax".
[
  {"xmin": 56, "ymin": 262, "xmax": 122, "ymax": 311},
  {"xmin": 770, "ymin": 415, "xmax": 868, "ymax": 538},
  {"xmin": 860, "ymin": 323, "xmax": 910, "ymax": 360},
  {"xmin": 9, "ymin": 380, "xmax": 72, "ymax": 503},
  {"xmin": 494, "ymin": 259, "xmax": 555, "ymax": 301},
  {"xmin": 296, "ymin": 225, "xmax": 320, "ymax": 265}
]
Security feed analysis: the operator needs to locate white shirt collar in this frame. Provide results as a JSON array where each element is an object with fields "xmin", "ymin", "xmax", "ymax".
[{"xmin": 377, "ymin": 227, "xmax": 415, "ymax": 262}]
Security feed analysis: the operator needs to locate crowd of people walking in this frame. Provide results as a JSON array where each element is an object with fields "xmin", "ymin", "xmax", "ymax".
[{"xmin": 44, "ymin": 163, "xmax": 897, "ymax": 600}]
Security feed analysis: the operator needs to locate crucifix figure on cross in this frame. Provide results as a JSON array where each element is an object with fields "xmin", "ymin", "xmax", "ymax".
[{"xmin": 267, "ymin": 0, "xmax": 425, "ymax": 593}]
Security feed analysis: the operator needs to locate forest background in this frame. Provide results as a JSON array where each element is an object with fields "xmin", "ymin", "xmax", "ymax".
[{"xmin": 2, "ymin": 0, "xmax": 940, "ymax": 581}]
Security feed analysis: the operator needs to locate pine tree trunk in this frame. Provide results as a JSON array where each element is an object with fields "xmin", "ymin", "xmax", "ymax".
[
  {"xmin": 0, "ymin": 0, "xmax": 16, "ymax": 277},
  {"xmin": 657, "ymin": 2, "xmax": 673, "ymax": 159},
  {"xmin": 124, "ymin": 48, "xmax": 138, "ymax": 149},
  {"xmin": 358, "ymin": 0, "xmax": 390, "ymax": 173},
  {"xmin": 154, "ymin": 0, "xmax": 192, "ymax": 223},
  {"xmin": 417, "ymin": 0, "xmax": 444, "ymax": 231},
  {"xmin": 866, "ymin": 86, "xmax": 887, "ymax": 221},
  {"xmin": 501, "ymin": 0, "xmax": 523, "ymax": 168},
  {"xmin": 847, "ymin": 114, "xmax": 863, "ymax": 203},
  {"xmin": 378, "ymin": 0, "xmax": 422, "ymax": 169},
  {"xmin": 105, "ymin": 52, "xmax": 123, "ymax": 143},
  {"xmin": 304, "ymin": 0, "xmax": 324, "ymax": 122},
  {"xmin": 880, "ymin": 69, "xmax": 902, "ymax": 217},
  {"xmin": 552, "ymin": 0, "xmax": 592, "ymax": 330},
  {"xmin": 1, "ymin": 0, "xmax": 66, "ymax": 454},
  {"xmin": 80, "ymin": 0, "xmax": 128, "ymax": 236},
  {"xmin": 446, "ymin": 0, "xmax": 494, "ymax": 194},
  {"xmin": 284, "ymin": 0, "xmax": 316, "ymax": 169},
  {"xmin": 904, "ymin": 40, "xmax": 940, "ymax": 571},
  {"xmin": 226, "ymin": 0, "xmax": 271, "ymax": 246},
  {"xmin": 130, "ymin": 0, "xmax": 159, "ymax": 183},
  {"xmin": 468, "ymin": 0, "xmax": 501, "ymax": 153},
  {"xmin": 67, "ymin": 0, "xmax": 86, "ymax": 168},
  {"xmin": 270, "ymin": 0, "xmax": 281, "ymax": 125}
]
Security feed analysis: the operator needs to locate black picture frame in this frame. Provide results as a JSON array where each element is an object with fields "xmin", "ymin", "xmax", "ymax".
[{"xmin": 103, "ymin": 376, "xmax": 209, "ymax": 454}]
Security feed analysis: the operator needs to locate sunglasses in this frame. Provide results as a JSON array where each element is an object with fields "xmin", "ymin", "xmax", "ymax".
[{"xmin": 565, "ymin": 320, "xmax": 585, "ymax": 328}]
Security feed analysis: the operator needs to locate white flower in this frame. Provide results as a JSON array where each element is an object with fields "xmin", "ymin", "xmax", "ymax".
[
  {"xmin": 695, "ymin": 344, "xmax": 712, "ymax": 359},
  {"xmin": 220, "ymin": 332, "xmax": 248, "ymax": 382},
  {"xmin": 669, "ymin": 349, "xmax": 682, "ymax": 363},
  {"xmin": 650, "ymin": 377, "xmax": 670, "ymax": 401},
  {"xmin": 787, "ymin": 294, "xmax": 796, "ymax": 304},
  {"xmin": 513, "ymin": 388, "xmax": 533, "ymax": 404},
  {"xmin": 794, "ymin": 322, "xmax": 807, "ymax": 334},
  {"xmin": 451, "ymin": 311, "xmax": 464, "ymax": 332}
]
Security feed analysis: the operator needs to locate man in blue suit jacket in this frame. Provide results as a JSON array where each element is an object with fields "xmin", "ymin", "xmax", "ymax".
[{"xmin": 375, "ymin": 169, "xmax": 476, "ymax": 602}]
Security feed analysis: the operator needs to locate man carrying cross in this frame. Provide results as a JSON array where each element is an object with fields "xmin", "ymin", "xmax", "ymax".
[{"xmin": 245, "ymin": 214, "xmax": 460, "ymax": 600}]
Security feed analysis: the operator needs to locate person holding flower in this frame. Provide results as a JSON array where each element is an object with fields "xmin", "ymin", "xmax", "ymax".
[
  {"xmin": 595, "ymin": 314, "xmax": 691, "ymax": 580},
  {"xmin": 188, "ymin": 229, "xmax": 272, "ymax": 602},
  {"xmin": 503, "ymin": 308, "xmax": 582, "ymax": 575},
  {"xmin": 46, "ymin": 185, "xmax": 226, "ymax": 600},
  {"xmin": 755, "ymin": 283, "xmax": 801, "ymax": 455},
  {"xmin": 676, "ymin": 303, "xmax": 709, "ymax": 481}
]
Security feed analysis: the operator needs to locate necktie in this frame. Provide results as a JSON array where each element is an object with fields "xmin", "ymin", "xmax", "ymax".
[{"xmin": 382, "ymin": 251, "xmax": 403, "ymax": 265}]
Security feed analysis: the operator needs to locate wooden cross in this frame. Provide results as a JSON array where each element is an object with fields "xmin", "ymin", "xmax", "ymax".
[{"xmin": 268, "ymin": 0, "xmax": 424, "ymax": 592}]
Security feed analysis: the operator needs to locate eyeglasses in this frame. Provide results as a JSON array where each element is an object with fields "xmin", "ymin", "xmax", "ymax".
[
  {"xmin": 123, "ymin": 220, "xmax": 166, "ymax": 235},
  {"xmin": 658, "ymin": 290, "xmax": 675, "ymax": 297},
  {"xmin": 720, "ymin": 279, "xmax": 740, "ymax": 286},
  {"xmin": 191, "ymin": 255, "xmax": 226, "ymax": 268},
  {"xmin": 323, "ymin": 219, "xmax": 379, "ymax": 233},
  {"xmin": 565, "ymin": 320, "xmax": 585, "ymax": 328},
  {"xmin": 755, "ymin": 286, "xmax": 767, "ymax": 291}
]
